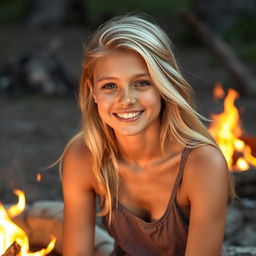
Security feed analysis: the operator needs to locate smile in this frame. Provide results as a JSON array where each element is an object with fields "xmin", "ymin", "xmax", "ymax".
[{"xmin": 113, "ymin": 111, "xmax": 144, "ymax": 121}]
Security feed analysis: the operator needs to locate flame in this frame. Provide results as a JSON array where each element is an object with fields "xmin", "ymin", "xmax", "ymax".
[
  {"xmin": 209, "ymin": 86, "xmax": 256, "ymax": 171},
  {"xmin": 213, "ymin": 82, "xmax": 225, "ymax": 99},
  {"xmin": 236, "ymin": 158, "xmax": 249, "ymax": 171},
  {"xmin": 244, "ymin": 145, "xmax": 256, "ymax": 166},
  {"xmin": 0, "ymin": 190, "xmax": 56, "ymax": 255}
]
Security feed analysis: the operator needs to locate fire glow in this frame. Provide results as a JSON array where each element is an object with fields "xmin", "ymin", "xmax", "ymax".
[
  {"xmin": 37, "ymin": 173, "xmax": 41, "ymax": 182},
  {"xmin": 0, "ymin": 189, "xmax": 56, "ymax": 255},
  {"xmin": 208, "ymin": 84, "xmax": 256, "ymax": 171}
]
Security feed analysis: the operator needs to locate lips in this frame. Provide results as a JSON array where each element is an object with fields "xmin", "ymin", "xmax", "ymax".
[{"xmin": 113, "ymin": 110, "xmax": 144, "ymax": 121}]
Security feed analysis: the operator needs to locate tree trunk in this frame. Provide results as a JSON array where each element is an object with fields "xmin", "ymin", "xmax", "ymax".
[{"xmin": 183, "ymin": 13, "xmax": 256, "ymax": 96}]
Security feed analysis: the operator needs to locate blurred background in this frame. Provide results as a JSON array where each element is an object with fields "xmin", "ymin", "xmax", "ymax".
[{"xmin": 0, "ymin": 0, "xmax": 256, "ymax": 250}]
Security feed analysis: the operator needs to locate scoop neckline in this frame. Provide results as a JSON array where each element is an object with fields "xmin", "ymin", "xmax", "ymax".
[{"xmin": 113, "ymin": 147, "xmax": 190, "ymax": 227}]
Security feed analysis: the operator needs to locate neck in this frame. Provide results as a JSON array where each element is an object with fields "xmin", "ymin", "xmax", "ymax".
[{"xmin": 115, "ymin": 122, "xmax": 166, "ymax": 169}]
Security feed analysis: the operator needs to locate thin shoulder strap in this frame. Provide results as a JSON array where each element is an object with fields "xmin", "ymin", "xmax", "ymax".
[
  {"xmin": 169, "ymin": 147, "xmax": 193, "ymax": 206},
  {"xmin": 177, "ymin": 147, "xmax": 193, "ymax": 182}
]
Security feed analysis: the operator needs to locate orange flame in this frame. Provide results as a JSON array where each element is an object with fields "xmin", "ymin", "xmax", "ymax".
[
  {"xmin": 37, "ymin": 173, "xmax": 41, "ymax": 182},
  {"xmin": 0, "ymin": 190, "xmax": 56, "ymax": 255},
  {"xmin": 208, "ymin": 86, "xmax": 256, "ymax": 171},
  {"xmin": 213, "ymin": 82, "xmax": 225, "ymax": 100}
]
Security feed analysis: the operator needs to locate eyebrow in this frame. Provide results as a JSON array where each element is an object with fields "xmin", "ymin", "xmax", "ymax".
[{"xmin": 96, "ymin": 73, "xmax": 151, "ymax": 83}]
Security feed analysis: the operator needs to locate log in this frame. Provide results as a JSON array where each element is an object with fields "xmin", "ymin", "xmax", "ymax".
[
  {"xmin": 183, "ymin": 13, "xmax": 256, "ymax": 96},
  {"xmin": 1, "ymin": 242, "xmax": 21, "ymax": 256}
]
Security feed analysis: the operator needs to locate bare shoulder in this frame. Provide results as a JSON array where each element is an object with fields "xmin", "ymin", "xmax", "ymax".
[
  {"xmin": 183, "ymin": 145, "xmax": 230, "ymax": 255},
  {"xmin": 61, "ymin": 137, "xmax": 98, "ymax": 256},
  {"xmin": 62, "ymin": 136, "xmax": 97, "ymax": 193},
  {"xmin": 63, "ymin": 136, "xmax": 92, "ymax": 164},
  {"xmin": 183, "ymin": 144, "xmax": 229, "ymax": 201},
  {"xmin": 187, "ymin": 144, "xmax": 228, "ymax": 173}
]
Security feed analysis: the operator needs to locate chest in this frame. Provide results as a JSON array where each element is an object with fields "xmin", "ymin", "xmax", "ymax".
[{"xmin": 117, "ymin": 157, "xmax": 189, "ymax": 221}]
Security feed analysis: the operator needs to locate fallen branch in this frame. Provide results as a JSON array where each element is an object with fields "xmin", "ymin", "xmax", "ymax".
[
  {"xmin": 183, "ymin": 13, "xmax": 256, "ymax": 96},
  {"xmin": 2, "ymin": 242, "xmax": 21, "ymax": 256}
]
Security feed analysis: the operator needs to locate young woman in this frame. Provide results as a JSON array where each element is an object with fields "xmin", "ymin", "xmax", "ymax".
[{"xmin": 61, "ymin": 14, "xmax": 235, "ymax": 256}]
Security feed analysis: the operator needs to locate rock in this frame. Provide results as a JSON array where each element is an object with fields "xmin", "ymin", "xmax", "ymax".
[
  {"xmin": 0, "ymin": 48, "xmax": 74, "ymax": 96},
  {"xmin": 236, "ymin": 225, "xmax": 256, "ymax": 247},
  {"xmin": 226, "ymin": 246, "xmax": 256, "ymax": 256},
  {"xmin": 7, "ymin": 200, "xmax": 256, "ymax": 255},
  {"xmin": 13, "ymin": 201, "xmax": 63, "ymax": 254},
  {"xmin": 224, "ymin": 198, "xmax": 256, "ymax": 247},
  {"xmin": 233, "ymin": 170, "xmax": 256, "ymax": 199},
  {"xmin": 239, "ymin": 198, "xmax": 256, "ymax": 222},
  {"xmin": 225, "ymin": 207, "xmax": 244, "ymax": 239},
  {"xmin": 12, "ymin": 201, "xmax": 113, "ymax": 256}
]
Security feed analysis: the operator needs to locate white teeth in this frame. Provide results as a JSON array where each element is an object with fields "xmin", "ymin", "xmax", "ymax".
[{"xmin": 116, "ymin": 112, "xmax": 141, "ymax": 119}]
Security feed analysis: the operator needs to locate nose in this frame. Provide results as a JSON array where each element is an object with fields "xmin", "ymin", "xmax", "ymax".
[{"xmin": 119, "ymin": 87, "xmax": 136, "ymax": 106}]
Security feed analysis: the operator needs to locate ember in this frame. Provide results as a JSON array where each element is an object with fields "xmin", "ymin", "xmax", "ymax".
[
  {"xmin": 213, "ymin": 82, "xmax": 225, "ymax": 100},
  {"xmin": 0, "ymin": 190, "xmax": 56, "ymax": 256},
  {"xmin": 37, "ymin": 173, "xmax": 42, "ymax": 182},
  {"xmin": 208, "ymin": 84, "xmax": 256, "ymax": 171}
]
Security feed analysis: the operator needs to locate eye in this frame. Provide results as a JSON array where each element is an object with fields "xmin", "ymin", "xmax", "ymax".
[
  {"xmin": 101, "ymin": 83, "xmax": 117, "ymax": 89},
  {"xmin": 135, "ymin": 80, "xmax": 152, "ymax": 87}
]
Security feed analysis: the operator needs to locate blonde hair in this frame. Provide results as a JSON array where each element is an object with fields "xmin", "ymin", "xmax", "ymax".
[{"xmin": 61, "ymin": 14, "xmax": 235, "ymax": 224}]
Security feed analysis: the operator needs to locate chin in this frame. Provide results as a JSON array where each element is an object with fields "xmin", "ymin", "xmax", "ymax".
[{"xmin": 114, "ymin": 128, "xmax": 145, "ymax": 137}]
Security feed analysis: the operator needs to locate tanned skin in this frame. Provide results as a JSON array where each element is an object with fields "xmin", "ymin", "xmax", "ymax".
[{"xmin": 62, "ymin": 51, "xmax": 229, "ymax": 256}]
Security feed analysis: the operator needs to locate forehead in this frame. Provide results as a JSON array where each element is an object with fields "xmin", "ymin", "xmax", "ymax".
[{"xmin": 93, "ymin": 50, "xmax": 149, "ymax": 81}]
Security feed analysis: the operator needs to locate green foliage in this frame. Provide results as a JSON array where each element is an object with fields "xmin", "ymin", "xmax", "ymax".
[
  {"xmin": 223, "ymin": 17, "xmax": 256, "ymax": 44},
  {"xmin": 0, "ymin": 0, "xmax": 29, "ymax": 23},
  {"xmin": 88, "ymin": 0, "xmax": 192, "ymax": 22},
  {"xmin": 222, "ymin": 16, "xmax": 256, "ymax": 61},
  {"xmin": 238, "ymin": 43, "xmax": 256, "ymax": 61}
]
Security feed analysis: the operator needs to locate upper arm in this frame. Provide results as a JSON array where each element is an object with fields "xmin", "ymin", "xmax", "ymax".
[
  {"xmin": 184, "ymin": 145, "xmax": 229, "ymax": 256},
  {"xmin": 62, "ymin": 140, "xmax": 97, "ymax": 256}
]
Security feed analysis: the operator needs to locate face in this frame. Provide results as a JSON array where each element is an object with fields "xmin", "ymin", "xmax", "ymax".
[{"xmin": 90, "ymin": 50, "xmax": 162, "ymax": 137}]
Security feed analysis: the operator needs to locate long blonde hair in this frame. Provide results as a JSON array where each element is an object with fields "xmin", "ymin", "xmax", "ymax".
[{"xmin": 61, "ymin": 14, "xmax": 235, "ymax": 224}]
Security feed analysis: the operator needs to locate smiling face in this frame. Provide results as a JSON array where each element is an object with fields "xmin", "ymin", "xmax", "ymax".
[{"xmin": 90, "ymin": 50, "xmax": 162, "ymax": 137}]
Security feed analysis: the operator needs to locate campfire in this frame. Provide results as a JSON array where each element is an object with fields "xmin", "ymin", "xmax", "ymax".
[
  {"xmin": 0, "ymin": 190, "xmax": 56, "ymax": 256},
  {"xmin": 208, "ymin": 83, "xmax": 256, "ymax": 171}
]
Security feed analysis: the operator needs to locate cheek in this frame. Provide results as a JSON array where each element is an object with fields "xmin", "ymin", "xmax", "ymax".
[
  {"xmin": 142, "ymin": 91, "xmax": 162, "ymax": 110},
  {"xmin": 96, "ymin": 95, "xmax": 114, "ymax": 117}
]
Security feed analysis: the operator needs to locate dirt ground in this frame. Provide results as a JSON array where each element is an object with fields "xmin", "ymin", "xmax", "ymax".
[{"xmin": 1, "ymin": 24, "xmax": 256, "ymax": 207}]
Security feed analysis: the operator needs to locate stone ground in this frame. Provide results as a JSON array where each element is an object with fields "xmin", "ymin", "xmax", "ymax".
[{"xmin": 0, "ymin": 24, "xmax": 256, "ymax": 252}]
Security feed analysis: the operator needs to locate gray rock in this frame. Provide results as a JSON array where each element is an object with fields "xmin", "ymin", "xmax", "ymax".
[
  {"xmin": 226, "ymin": 246, "xmax": 256, "ymax": 256},
  {"xmin": 12, "ymin": 201, "xmax": 113, "ymax": 256},
  {"xmin": 225, "ymin": 207, "xmax": 244, "ymax": 237},
  {"xmin": 236, "ymin": 225, "xmax": 256, "ymax": 247},
  {"xmin": 240, "ymin": 198, "xmax": 256, "ymax": 222}
]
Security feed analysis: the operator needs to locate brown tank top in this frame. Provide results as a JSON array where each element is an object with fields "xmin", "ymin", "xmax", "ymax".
[{"xmin": 101, "ymin": 147, "xmax": 227, "ymax": 256}]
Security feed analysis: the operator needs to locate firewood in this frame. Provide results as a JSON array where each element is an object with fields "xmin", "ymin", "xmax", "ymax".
[
  {"xmin": 183, "ymin": 13, "xmax": 256, "ymax": 96},
  {"xmin": 2, "ymin": 242, "xmax": 21, "ymax": 256}
]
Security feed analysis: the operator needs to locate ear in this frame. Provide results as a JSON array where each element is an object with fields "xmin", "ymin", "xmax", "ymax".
[{"xmin": 87, "ymin": 79, "xmax": 97, "ymax": 103}]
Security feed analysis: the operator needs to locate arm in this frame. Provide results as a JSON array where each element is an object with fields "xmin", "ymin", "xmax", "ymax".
[
  {"xmin": 184, "ymin": 145, "xmax": 229, "ymax": 256},
  {"xmin": 62, "ymin": 141, "xmax": 96, "ymax": 256}
]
